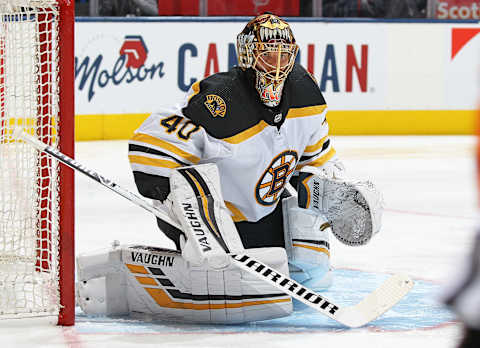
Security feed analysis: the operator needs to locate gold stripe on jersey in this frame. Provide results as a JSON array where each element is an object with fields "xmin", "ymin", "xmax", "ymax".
[
  {"xmin": 225, "ymin": 201, "xmax": 247, "ymax": 222},
  {"xmin": 222, "ymin": 120, "xmax": 270, "ymax": 144},
  {"xmin": 216, "ymin": 105, "xmax": 325, "ymax": 145},
  {"xmin": 129, "ymin": 155, "xmax": 182, "ymax": 169},
  {"xmin": 187, "ymin": 81, "xmax": 201, "ymax": 102},
  {"xmin": 304, "ymin": 135, "xmax": 328, "ymax": 153},
  {"xmin": 296, "ymin": 147, "xmax": 336, "ymax": 170},
  {"xmin": 131, "ymin": 132, "xmax": 201, "ymax": 164},
  {"xmin": 286, "ymin": 104, "xmax": 327, "ymax": 119}
]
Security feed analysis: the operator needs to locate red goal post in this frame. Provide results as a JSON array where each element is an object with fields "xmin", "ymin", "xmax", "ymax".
[{"xmin": 0, "ymin": 0, "xmax": 74, "ymax": 325}]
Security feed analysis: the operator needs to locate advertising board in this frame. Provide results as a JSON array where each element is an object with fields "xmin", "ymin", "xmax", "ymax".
[{"xmin": 75, "ymin": 19, "xmax": 480, "ymax": 138}]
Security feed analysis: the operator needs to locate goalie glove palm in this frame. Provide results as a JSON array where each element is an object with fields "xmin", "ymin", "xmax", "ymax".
[{"xmin": 297, "ymin": 166, "xmax": 383, "ymax": 246}]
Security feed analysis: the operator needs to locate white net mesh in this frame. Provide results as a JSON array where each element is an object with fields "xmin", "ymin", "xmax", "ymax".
[{"xmin": 0, "ymin": 1, "xmax": 61, "ymax": 318}]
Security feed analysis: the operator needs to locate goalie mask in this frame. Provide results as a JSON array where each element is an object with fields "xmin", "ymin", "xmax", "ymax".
[{"xmin": 237, "ymin": 13, "xmax": 299, "ymax": 107}]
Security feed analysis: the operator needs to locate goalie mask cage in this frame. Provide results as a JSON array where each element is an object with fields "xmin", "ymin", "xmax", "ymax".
[{"xmin": 0, "ymin": 0, "xmax": 74, "ymax": 325}]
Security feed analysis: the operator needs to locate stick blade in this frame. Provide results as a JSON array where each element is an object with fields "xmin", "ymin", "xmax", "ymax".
[{"xmin": 335, "ymin": 273, "xmax": 414, "ymax": 328}]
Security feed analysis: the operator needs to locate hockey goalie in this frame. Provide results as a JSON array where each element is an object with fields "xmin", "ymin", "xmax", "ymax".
[{"xmin": 76, "ymin": 13, "xmax": 383, "ymax": 324}]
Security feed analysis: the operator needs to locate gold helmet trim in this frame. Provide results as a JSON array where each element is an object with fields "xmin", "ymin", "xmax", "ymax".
[{"xmin": 236, "ymin": 14, "xmax": 298, "ymax": 83}]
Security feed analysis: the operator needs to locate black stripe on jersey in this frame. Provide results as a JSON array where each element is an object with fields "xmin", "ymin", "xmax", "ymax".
[
  {"xmin": 165, "ymin": 288, "xmax": 287, "ymax": 302},
  {"xmin": 292, "ymin": 239, "xmax": 330, "ymax": 249},
  {"xmin": 129, "ymin": 144, "xmax": 190, "ymax": 166},
  {"xmin": 177, "ymin": 168, "xmax": 230, "ymax": 253},
  {"xmin": 299, "ymin": 139, "xmax": 330, "ymax": 162}
]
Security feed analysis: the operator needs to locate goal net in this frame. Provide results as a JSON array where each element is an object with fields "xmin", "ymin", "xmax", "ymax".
[{"xmin": 0, "ymin": 0, "xmax": 74, "ymax": 325}]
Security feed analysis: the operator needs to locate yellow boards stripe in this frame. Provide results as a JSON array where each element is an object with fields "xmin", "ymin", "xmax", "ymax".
[
  {"xmin": 74, "ymin": 110, "xmax": 477, "ymax": 141},
  {"xmin": 327, "ymin": 110, "xmax": 476, "ymax": 135}
]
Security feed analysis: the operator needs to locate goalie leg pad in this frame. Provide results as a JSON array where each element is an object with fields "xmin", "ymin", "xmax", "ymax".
[
  {"xmin": 282, "ymin": 196, "xmax": 333, "ymax": 289},
  {"xmin": 76, "ymin": 244, "xmax": 292, "ymax": 324},
  {"xmin": 76, "ymin": 244, "xmax": 129, "ymax": 316},
  {"xmin": 169, "ymin": 164, "xmax": 245, "ymax": 269}
]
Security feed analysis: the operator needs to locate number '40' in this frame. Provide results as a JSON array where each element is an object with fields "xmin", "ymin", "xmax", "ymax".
[{"xmin": 160, "ymin": 115, "xmax": 200, "ymax": 141}]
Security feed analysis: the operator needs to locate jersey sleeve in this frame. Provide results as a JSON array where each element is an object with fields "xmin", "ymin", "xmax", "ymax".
[
  {"xmin": 128, "ymin": 109, "xmax": 231, "ymax": 201},
  {"xmin": 296, "ymin": 107, "xmax": 337, "ymax": 171}
]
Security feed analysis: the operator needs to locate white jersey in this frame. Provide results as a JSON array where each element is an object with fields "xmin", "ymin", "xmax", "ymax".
[{"xmin": 129, "ymin": 64, "xmax": 336, "ymax": 223}]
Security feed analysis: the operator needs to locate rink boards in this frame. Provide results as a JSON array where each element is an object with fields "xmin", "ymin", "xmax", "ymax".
[{"xmin": 73, "ymin": 17, "xmax": 480, "ymax": 139}]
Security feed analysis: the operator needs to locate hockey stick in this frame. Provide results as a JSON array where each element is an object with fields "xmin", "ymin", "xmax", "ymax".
[{"xmin": 13, "ymin": 128, "xmax": 414, "ymax": 328}]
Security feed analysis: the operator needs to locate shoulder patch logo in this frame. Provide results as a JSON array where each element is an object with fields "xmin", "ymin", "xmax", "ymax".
[
  {"xmin": 204, "ymin": 94, "xmax": 226, "ymax": 118},
  {"xmin": 255, "ymin": 150, "xmax": 298, "ymax": 206}
]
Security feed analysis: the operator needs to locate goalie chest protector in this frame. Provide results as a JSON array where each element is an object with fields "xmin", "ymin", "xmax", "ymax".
[{"xmin": 130, "ymin": 64, "xmax": 333, "ymax": 223}]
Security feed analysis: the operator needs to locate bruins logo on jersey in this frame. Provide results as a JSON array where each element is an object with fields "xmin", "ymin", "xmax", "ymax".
[
  {"xmin": 255, "ymin": 150, "xmax": 298, "ymax": 206},
  {"xmin": 204, "ymin": 94, "xmax": 226, "ymax": 118}
]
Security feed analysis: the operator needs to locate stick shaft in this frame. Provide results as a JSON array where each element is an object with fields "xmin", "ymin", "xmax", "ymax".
[{"xmin": 13, "ymin": 128, "xmax": 182, "ymax": 231}]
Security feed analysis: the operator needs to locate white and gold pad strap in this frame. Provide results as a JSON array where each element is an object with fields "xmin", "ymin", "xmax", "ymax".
[
  {"xmin": 297, "ymin": 170, "xmax": 384, "ymax": 246},
  {"xmin": 169, "ymin": 164, "xmax": 245, "ymax": 268}
]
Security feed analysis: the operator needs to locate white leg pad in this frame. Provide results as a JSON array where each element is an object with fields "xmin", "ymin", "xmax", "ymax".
[
  {"xmin": 76, "ymin": 244, "xmax": 292, "ymax": 323},
  {"xmin": 283, "ymin": 196, "xmax": 333, "ymax": 289}
]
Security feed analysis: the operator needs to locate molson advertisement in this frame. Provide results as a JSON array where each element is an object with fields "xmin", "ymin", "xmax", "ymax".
[{"xmin": 74, "ymin": 19, "xmax": 480, "ymax": 139}]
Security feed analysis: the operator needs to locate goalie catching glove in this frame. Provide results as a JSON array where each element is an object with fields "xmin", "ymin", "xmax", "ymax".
[{"xmin": 296, "ymin": 166, "xmax": 383, "ymax": 246}]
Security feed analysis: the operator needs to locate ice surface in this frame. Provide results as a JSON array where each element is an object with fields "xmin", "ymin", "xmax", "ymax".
[{"xmin": 0, "ymin": 135, "xmax": 474, "ymax": 347}]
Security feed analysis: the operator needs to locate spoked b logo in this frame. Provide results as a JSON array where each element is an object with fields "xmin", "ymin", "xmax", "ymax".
[{"xmin": 255, "ymin": 150, "xmax": 298, "ymax": 206}]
